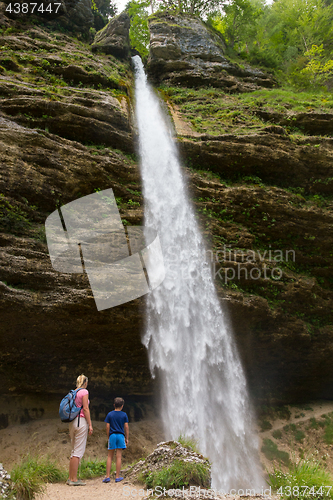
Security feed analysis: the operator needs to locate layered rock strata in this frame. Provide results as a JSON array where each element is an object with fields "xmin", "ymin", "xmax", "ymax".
[{"xmin": 147, "ymin": 12, "xmax": 276, "ymax": 91}]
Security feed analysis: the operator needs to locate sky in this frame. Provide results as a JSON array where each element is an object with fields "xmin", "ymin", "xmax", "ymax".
[
  {"xmin": 115, "ymin": 0, "xmax": 128, "ymax": 13},
  {"xmin": 113, "ymin": 0, "xmax": 274, "ymax": 16}
]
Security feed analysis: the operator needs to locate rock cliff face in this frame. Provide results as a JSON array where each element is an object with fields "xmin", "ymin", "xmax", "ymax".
[
  {"xmin": 92, "ymin": 12, "xmax": 131, "ymax": 59},
  {"xmin": 147, "ymin": 12, "xmax": 276, "ymax": 91},
  {"xmin": 0, "ymin": 11, "xmax": 333, "ymax": 429},
  {"xmin": 2, "ymin": 0, "xmax": 94, "ymax": 35}
]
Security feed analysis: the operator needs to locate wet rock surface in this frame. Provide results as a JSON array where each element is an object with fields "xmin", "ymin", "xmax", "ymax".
[{"xmin": 147, "ymin": 12, "xmax": 276, "ymax": 91}]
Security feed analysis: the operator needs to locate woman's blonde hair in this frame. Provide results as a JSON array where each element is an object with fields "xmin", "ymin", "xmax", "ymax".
[{"xmin": 76, "ymin": 374, "xmax": 88, "ymax": 388}]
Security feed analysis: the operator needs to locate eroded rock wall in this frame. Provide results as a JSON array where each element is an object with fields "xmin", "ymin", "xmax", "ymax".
[
  {"xmin": 0, "ymin": 13, "xmax": 333, "ymax": 430},
  {"xmin": 147, "ymin": 11, "xmax": 276, "ymax": 91}
]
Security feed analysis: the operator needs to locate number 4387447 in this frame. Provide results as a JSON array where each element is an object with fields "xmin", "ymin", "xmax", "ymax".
[
  {"xmin": 277, "ymin": 486, "xmax": 332, "ymax": 496},
  {"xmin": 5, "ymin": 3, "xmax": 61, "ymax": 14}
]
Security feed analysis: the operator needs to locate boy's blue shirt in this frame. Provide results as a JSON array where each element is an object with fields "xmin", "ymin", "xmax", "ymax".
[{"xmin": 104, "ymin": 410, "xmax": 128, "ymax": 436}]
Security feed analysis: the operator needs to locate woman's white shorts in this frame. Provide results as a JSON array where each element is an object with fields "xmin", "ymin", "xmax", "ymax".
[{"xmin": 69, "ymin": 416, "xmax": 88, "ymax": 459}]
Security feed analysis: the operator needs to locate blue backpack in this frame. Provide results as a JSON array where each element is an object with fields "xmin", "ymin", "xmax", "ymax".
[{"xmin": 59, "ymin": 388, "xmax": 83, "ymax": 425}]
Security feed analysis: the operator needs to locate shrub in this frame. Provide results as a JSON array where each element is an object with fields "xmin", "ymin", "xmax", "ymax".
[
  {"xmin": 11, "ymin": 455, "xmax": 66, "ymax": 500},
  {"xmin": 261, "ymin": 438, "xmax": 290, "ymax": 464},
  {"xmin": 294, "ymin": 430, "xmax": 305, "ymax": 443},
  {"xmin": 143, "ymin": 460, "xmax": 210, "ymax": 489},
  {"xmin": 309, "ymin": 417, "xmax": 318, "ymax": 429},
  {"xmin": 272, "ymin": 430, "xmax": 282, "ymax": 439},
  {"xmin": 269, "ymin": 457, "xmax": 333, "ymax": 499},
  {"xmin": 260, "ymin": 420, "xmax": 273, "ymax": 431},
  {"xmin": 79, "ymin": 458, "xmax": 108, "ymax": 478},
  {"xmin": 324, "ymin": 420, "xmax": 333, "ymax": 444}
]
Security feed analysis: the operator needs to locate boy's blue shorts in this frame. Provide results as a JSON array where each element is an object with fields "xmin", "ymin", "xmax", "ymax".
[{"xmin": 108, "ymin": 433, "xmax": 126, "ymax": 450}]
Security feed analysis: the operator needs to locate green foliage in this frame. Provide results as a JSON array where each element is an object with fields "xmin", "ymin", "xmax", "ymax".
[
  {"xmin": 324, "ymin": 420, "xmax": 333, "ymax": 444},
  {"xmin": 294, "ymin": 430, "xmax": 305, "ymax": 443},
  {"xmin": 309, "ymin": 417, "xmax": 318, "ymax": 429},
  {"xmin": 300, "ymin": 44, "xmax": 333, "ymax": 88},
  {"xmin": 260, "ymin": 420, "xmax": 273, "ymax": 431},
  {"xmin": 261, "ymin": 438, "xmax": 290, "ymax": 464},
  {"xmin": 0, "ymin": 194, "xmax": 31, "ymax": 234},
  {"xmin": 11, "ymin": 455, "xmax": 66, "ymax": 500},
  {"xmin": 208, "ymin": 0, "xmax": 263, "ymax": 50},
  {"xmin": 94, "ymin": 0, "xmax": 117, "ymax": 17},
  {"xmin": 142, "ymin": 460, "xmax": 210, "ymax": 489},
  {"xmin": 268, "ymin": 457, "xmax": 333, "ymax": 499},
  {"xmin": 272, "ymin": 429, "xmax": 283, "ymax": 439},
  {"xmin": 79, "ymin": 458, "xmax": 109, "ymax": 478},
  {"xmin": 156, "ymin": 0, "xmax": 221, "ymax": 16},
  {"xmin": 127, "ymin": 198, "xmax": 140, "ymax": 206},
  {"xmin": 127, "ymin": 1, "xmax": 150, "ymax": 58},
  {"xmin": 208, "ymin": 0, "xmax": 333, "ymax": 88}
]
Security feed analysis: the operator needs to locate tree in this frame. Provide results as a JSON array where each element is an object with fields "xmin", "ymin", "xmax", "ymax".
[
  {"xmin": 94, "ymin": 0, "xmax": 117, "ymax": 18},
  {"xmin": 158, "ymin": 0, "xmax": 223, "ymax": 16},
  {"xmin": 126, "ymin": 0, "xmax": 150, "ymax": 58},
  {"xmin": 208, "ymin": 0, "xmax": 264, "ymax": 51},
  {"xmin": 301, "ymin": 44, "xmax": 333, "ymax": 86}
]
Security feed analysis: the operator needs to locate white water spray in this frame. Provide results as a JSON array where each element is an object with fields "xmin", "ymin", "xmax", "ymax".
[{"xmin": 133, "ymin": 56, "xmax": 263, "ymax": 490}]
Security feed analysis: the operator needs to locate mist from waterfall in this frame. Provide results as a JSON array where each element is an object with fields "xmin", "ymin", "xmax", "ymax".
[{"xmin": 132, "ymin": 55, "xmax": 263, "ymax": 491}]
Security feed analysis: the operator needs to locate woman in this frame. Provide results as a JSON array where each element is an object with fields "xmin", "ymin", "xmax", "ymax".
[{"xmin": 67, "ymin": 374, "xmax": 93, "ymax": 486}]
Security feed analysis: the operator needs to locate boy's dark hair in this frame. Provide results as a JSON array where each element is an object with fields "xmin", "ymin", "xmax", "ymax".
[{"xmin": 114, "ymin": 397, "xmax": 124, "ymax": 408}]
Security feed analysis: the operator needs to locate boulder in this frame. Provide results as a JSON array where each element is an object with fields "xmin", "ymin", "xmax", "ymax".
[
  {"xmin": 147, "ymin": 12, "xmax": 276, "ymax": 91},
  {"xmin": 124, "ymin": 440, "xmax": 211, "ymax": 487},
  {"xmin": 92, "ymin": 12, "xmax": 130, "ymax": 59}
]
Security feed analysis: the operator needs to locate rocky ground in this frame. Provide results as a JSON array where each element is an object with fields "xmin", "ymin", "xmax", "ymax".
[
  {"xmin": 3, "ymin": 403, "xmax": 333, "ymax": 499},
  {"xmin": 1, "ymin": 401, "xmax": 333, "ymax": 474}
]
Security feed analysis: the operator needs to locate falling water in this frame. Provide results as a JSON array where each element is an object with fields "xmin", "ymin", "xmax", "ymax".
[{"xmin": 133, "ymin": 56, "xmax": 263, "ymax": 491}]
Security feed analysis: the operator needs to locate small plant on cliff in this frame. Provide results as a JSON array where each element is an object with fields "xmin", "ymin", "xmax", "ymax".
[
  {"xmin": 11, "ymin": 455, "xmax": 66, "ymax": 499},
  {"xmin": 0, "ymin": 194, "xmax": 31, "ymax": 234},
  {"xmin": 142, "ymin": 460, "xmax": 210, "ymax": 489}
]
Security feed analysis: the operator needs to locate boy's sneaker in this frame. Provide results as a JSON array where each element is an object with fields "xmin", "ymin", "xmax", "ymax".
[
  {"xmin": 102, "ymin": 477, "xmax": 111, "ymax": 483},
  {"xmin": 115, "ymin": 477, "xmax": 124, "ymax": 483}
]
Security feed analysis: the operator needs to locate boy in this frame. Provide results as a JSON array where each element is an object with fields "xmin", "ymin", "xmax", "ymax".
[{"xmin": 103, "ymin": 397, "xmax": 129, "ymax": 483}]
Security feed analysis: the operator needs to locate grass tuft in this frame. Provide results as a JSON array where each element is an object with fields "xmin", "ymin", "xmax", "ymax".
[
  {"xmin": 10, "ymin": 455, "xmax": 66, "ymax": 500},
  {"xmin": 79, "ymin": 458, "xmax": 109, "ymax": 478},
  {"xmin": 269, "ymin": 456, "xmax": 333, "ymax": 499},
  {"xmin": 324, "ymin": 420, "xmax": 333, "ymax": 444},
  {"xmin": 142, "ymin": 460, "xmax": 210, "ymax": 489},
  {"xmin": 177, "ymin": 435, "xmax": 199, "ymax": 453}
]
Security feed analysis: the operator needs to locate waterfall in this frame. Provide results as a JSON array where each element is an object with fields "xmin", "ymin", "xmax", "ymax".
[{"xmin": 132, "ymin": 55, "xmax": 264, "ymax": 491}]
